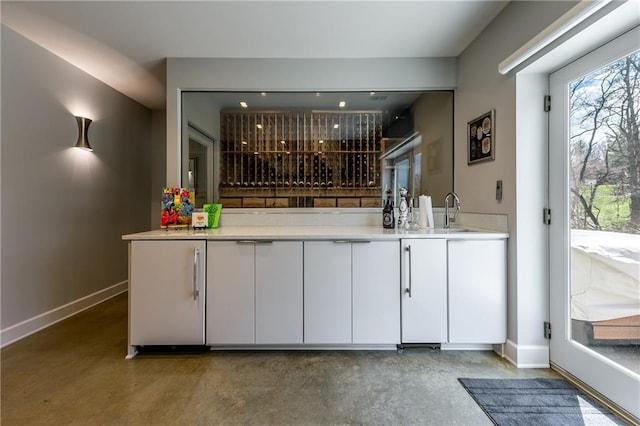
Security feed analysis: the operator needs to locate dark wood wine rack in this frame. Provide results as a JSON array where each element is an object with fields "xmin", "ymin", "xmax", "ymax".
[{"xmin": 219, "ymin": 110, "xmax": 384, "ymax": 208}]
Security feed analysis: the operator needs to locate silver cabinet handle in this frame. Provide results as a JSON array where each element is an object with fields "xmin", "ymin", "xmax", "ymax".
[
  {"xmin": 405, "ymin": 245, "xmax": 412, "ymax": 297},
  {"xmin": 237, "ymin": 240, "xmax": 274, "ymax": 244},
  {"xmin": 193, "ymin": 247, "xmax": 200, "ymax": 301},
  {"xmin": 334, "ymin": 240, "xmax": 371, "ymax": 244}
]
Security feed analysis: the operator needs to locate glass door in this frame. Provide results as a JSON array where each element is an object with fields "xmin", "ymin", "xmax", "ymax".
[{"xmin": 549, "ymin": 27, "xmax": 640, "ymax": 420}]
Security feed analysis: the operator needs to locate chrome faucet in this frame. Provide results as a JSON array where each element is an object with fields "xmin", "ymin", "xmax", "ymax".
[{"xmin": 444, "ymin": 192, "xmax": 461, "ymax": 229}]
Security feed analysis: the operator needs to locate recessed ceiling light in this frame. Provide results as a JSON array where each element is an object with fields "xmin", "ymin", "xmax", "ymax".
[
  {"xmin": 286, "ymin": 151, "xmax": 291, "ymax": 155},
  {"xmin": 338, "ymin": 101, "xmax": 346, "ymax": 108},
  {"xmin": 319, "ymin": 140, "xmax": 324, "ymax": 144},
  {"xmin": 253, "ymin": 151, "xmax": 259, "ymax": 155},
  {"xmin": 256, "ymin": 124, "xmax": 263, "ymax": 129},
  {"xmin": 333, "ymin": 124, "xmax": 339, "ymax": 129},
  {"xmin": 241, "ymin": 140, "xmax": 248, "ymax": 145},
  {"xmin": 240, "ymin": 101, "xmax": 248, "ymax": 108},
  {"xmin": 280, "ymin": 140, "xmax": 286, "ymax": 144}
]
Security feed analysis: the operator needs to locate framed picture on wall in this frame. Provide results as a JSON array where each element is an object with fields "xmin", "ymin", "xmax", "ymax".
[{"xmin": 467, "ymin": 110, "xmax": 495, "ymax": 164}]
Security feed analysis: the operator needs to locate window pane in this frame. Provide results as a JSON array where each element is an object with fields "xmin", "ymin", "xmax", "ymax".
[{"xmin": 569, "ymin": 50, "xmax": 640, "ymax": 374}]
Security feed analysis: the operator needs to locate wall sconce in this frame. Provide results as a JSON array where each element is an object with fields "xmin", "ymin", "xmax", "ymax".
[{"xmin": 74, "ymin": 116, "xmax": 93, "ymax": 151}]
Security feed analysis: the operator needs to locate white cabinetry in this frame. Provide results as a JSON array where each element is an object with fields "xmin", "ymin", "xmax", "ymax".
[
  {"xmin": 400, "ymin": 239, "xmax": 448, "ymax": 344},
  {"xmin": 206, "ymin": 240, "xmax": 303, "ymax": 345},
  {"xmin": 129, "ymin": 240, "xmax": 205, "ymax": 345},
  {"xmin": 448, "ymin": 239, "xmax": 507, "ymax": 344},
  {"xmin": 206, "ymin": 241, "xmax": 255, "ymax": 344},
  {"xmin": 352, "ymin": 240, "xmax": 400, "ymax": 344},
  {"xmin": 304, "ymin": 240, "xmax": 400, "ymax": 345},
  {"xmin": 255, "ymin": 241, "xmax": 303, "ymax": 344},
  {"xmin": 304, "ymin": 241, "xmax": 352, "ymax": 344}
]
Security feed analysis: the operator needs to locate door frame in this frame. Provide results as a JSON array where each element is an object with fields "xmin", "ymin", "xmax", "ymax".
[{"xmin": 548, "ymin": 26, "xmax": 640, "ymax": 420}]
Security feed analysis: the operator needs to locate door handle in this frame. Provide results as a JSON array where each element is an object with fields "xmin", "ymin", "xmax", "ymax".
[
  {"xmin": 405, "ymin": 245, "xmax": 412, "ymax": 298},
  {"xmin": 193, "ymin": 247, "xmax": 200, "ymax": 301}
]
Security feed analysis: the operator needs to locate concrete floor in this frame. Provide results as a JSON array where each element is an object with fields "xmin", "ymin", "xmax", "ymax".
[{"xmin": 2, "ymin": 293, "xmax": 563, "ymax": 425}]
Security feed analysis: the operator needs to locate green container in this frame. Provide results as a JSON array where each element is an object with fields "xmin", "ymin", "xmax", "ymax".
[{"xmin": 203, "ymin": 204, "xmax": 222, "ymax": 228}]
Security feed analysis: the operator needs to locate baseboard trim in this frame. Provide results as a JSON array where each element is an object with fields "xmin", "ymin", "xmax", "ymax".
[
  {"xmin": 551, "ymin": 362, "xmax": 640, "ymax": 425},
  {"xmin": 1, "ymin": 281, "xmax": 128, "ymax": 348},
  {"xmin": 504, "ymin": 338, "xmax": 550, "ymax": 368}
]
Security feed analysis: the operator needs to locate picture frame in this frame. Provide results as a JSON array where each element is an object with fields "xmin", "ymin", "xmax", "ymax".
[{"xmin": 467, "ymin": 110, "xmax": 495, "ymax": 165}]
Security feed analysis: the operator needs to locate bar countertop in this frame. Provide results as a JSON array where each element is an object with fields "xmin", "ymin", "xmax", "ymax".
[{"xmin": 123, "ymin": 226, "xmax": 508, "ymax": 241}]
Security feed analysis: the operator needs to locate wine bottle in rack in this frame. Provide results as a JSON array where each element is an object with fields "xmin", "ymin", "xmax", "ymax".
[
  {"xmin": 349, "ymin": 154, "xmax": 355, "ymax": 187},
  {"xmin": 256, "ymin": 161, "xmax": 263, "ymax": 187},
  {"xmin": 237, "ymin": 159, "xmax": 243, "ymax": 187}
]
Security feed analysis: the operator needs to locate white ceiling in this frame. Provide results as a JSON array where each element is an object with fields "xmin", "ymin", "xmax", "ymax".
[{"xmin": 1, "ymin": 1, "xmax": 509, "ymax": 109}]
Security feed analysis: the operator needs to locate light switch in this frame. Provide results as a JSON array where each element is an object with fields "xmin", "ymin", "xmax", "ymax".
[{"xmin": 496, "ymin": 180, "xmax": 503, "ymax": 202}]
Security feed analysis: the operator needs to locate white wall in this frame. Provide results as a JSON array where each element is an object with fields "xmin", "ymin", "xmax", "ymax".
[
  {"xmin": 455, "ymin": 1, "xmax": 577, "ymax": 367},
  {"xmin": 0, "ymin": 26, "xmax": 153, "ymax": 343},
  {"xmin": 166, "ymin": 57, "xmax": 457, "ymax": 186}
]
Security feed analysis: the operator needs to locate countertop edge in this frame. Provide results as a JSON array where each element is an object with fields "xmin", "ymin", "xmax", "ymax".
[{"xmin": 123, "ymin": 226, "xmax": 509, "ymax": 241}]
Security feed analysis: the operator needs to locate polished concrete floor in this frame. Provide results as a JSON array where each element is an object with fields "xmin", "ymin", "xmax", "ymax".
[{"xmin": 2, "ymin": 293, "xmax": 563, "ymax": 425}]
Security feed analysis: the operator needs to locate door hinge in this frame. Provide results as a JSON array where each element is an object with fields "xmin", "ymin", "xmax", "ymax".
[
  {"xmin": 544, "ymin": 321, "xmax": 552, "ymax": 339},
  {"xmin": 544, "ymin": 95, "xmax": 551, "ymax": 112},
  {"xmin": 543, "ymin": 208, "xmax": 551, "ymax": 225}
]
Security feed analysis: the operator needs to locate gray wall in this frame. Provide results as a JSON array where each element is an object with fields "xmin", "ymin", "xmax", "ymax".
[
  {"xmin": 1, "ymin": 26, "xmax": 153, "ymax": 330},
  {"xmin": 454, "ymin": 1, "xmax": 577, "ymax": 365},
  {"xmin": 412, "ymin": 92, "xmax": 454, "ymax": 205},
  {"xmin": 181, "ymin": 92, "xmax": 220, "ymax": 192},
  {"xmin": 150, "ymin": 110, "xmax": 167, "ymax": 229}
]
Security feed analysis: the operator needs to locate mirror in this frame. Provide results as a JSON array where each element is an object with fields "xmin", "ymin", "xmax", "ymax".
[{"xmin": 181, "ymin": 91, "xmax": 453, "ymax": 208}]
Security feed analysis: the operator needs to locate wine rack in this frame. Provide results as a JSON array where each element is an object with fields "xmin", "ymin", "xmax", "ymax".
[{"xmin": 219, "ymin": 110, "xmax": 384, "ymax": 208}]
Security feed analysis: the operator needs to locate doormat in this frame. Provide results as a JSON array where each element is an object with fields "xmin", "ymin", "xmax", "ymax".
[{"xmin": 458, "ymin": 378, "xmax": 624, "ymax": 425}]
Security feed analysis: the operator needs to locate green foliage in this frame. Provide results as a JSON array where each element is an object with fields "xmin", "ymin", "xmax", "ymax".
[{"xmin": 575, "ymin": 184, "xmax": 632, "ymax": 231}]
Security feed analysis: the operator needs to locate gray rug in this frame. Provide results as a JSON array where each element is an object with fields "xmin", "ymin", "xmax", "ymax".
[{"xmin": 458, "ymin": 378, "xmax": 625, "ymax": 425}]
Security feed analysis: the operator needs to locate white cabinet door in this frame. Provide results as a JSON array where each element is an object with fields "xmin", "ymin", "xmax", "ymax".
[
  {"xmin": 255, "ymin": 241, "xmax": 304, "ymax": 344},
  {"xmin": 352, "ymin": 241, "xmax": 401, "ymax": 344},
  {"xmin": 401, "ymin": 239, "xmax": 448, "ymax": 343},
  {"xmin": 448, "ymin": 240, "xmax": 506, "ymax": 343},
  {"xmin": 130, "ymin": 240, "xmax": 205, "ymax": 345},
  {"xmin": 206, "ymin": 241, "xmax": 255, "ymax": 345},
  {"xmin": 304, "ymin": 241, "xmax": 352, "ymax": 344}
]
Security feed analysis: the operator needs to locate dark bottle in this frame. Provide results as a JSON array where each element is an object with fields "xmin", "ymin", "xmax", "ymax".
[{"xmin": 383, "ymin": 189, "xmax": 395, "ymax": 229}]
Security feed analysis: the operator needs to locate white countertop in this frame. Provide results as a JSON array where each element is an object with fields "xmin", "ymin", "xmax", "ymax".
[{"xmin": 123, "ymin": 226, "xmax": 508, "ymax": 241}]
